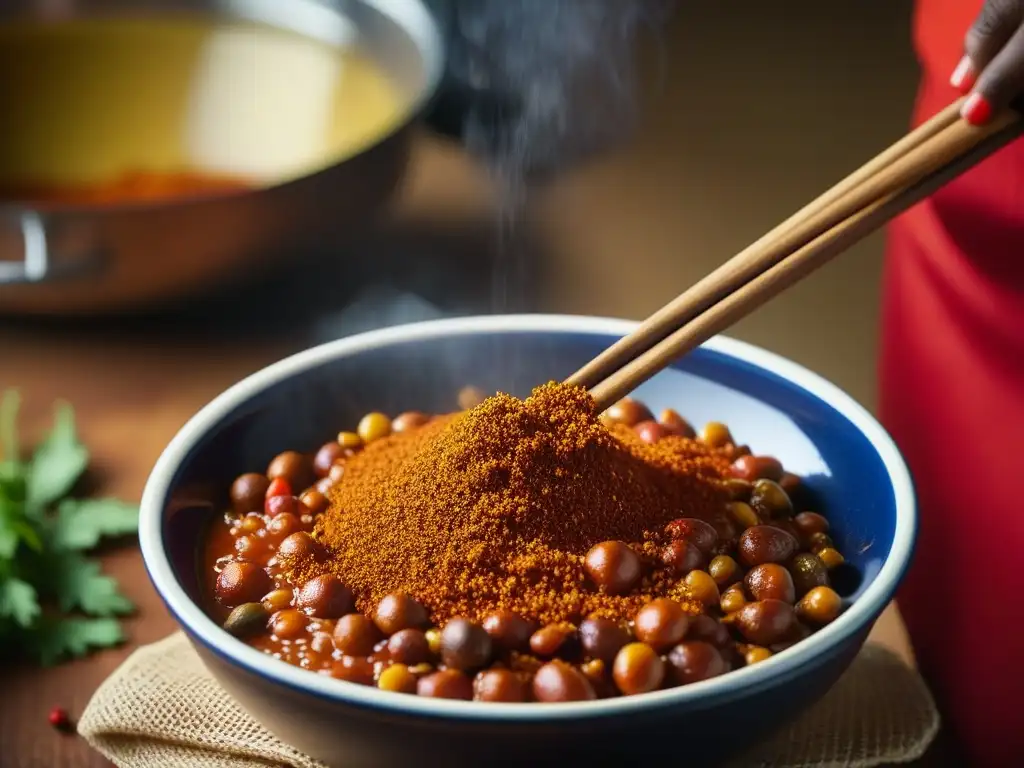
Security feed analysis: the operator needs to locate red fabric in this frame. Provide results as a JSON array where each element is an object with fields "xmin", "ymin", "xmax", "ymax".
[{"xmin": 881, "ymin": 2, "xmax": 1024, "ymax": 765}]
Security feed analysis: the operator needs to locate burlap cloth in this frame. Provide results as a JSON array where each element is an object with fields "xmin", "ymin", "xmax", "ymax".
[{"xmin": 78, "ymin": 632, "xmax": 939, "ymax": 768}]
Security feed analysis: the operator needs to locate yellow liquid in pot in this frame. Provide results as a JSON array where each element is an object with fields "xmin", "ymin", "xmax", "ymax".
[{"xmin": 0, "ymin": 16, "xmax": 407, "ymax": 196}]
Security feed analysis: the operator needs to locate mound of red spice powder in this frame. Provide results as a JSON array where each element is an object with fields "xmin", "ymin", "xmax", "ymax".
[{"xmin": 297, "ymin": 382, "xmax": 734, "ymax": 625}]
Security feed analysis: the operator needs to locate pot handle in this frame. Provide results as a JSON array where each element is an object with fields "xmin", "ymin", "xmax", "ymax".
[{"xmin": 0, "ymin": 211, "xmax": 50, "ymax": 284}]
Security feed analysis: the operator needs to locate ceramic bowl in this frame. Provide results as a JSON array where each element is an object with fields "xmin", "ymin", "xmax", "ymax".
[{"xmin": 140, "ymin": 314, "xmax": 916, "ymax": 767}]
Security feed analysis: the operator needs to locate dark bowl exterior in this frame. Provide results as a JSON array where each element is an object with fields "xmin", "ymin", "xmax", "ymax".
[{"xmin": 144, "ymin": 318, "xmax": 915, "ymax": 767}]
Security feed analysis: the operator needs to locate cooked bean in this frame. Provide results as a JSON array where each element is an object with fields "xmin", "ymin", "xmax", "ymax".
[
  {"xmin": 440, "ymin": 619, "xmax": 493, "ymax": 671},
  {"xmin": 374, "ymin": 593, "xmax": 429, "ymax": 636},
  {"xmin": 664, "ymin": 518, "xmax": 718, "ymax": 554},
  {"xmin": 744, "ymin": 564, "xmax": 796, "ymax": 604},
  {"xmin": 603, "ymin": 398, "xmax": 653, "ymax": 427},
  {"xmin": 634, "ymin": 598, "xmax": 689, "ymax": 652},
  {"xmin": 789, "ymin": 552, "xmax": 830, "ymax": 596},
  {"xmin": 797, "ymin": 586, "xmax": 843, "ymax": 625},
  {"xmin": 667, "ymin": 641, "xmax": 728, "ymax": 685},
  {"xmin": 737, "ymin": 525, "xmax": 799, "ymax": 566},
  {"xmin": 223, "ymin": 602, "xmax": 269, "ymax": 637},
  {"xmin": 734, "ymin": 600, "xmax": 797, "ymax": 646},
  {"xmin": 613, "ymin": 643, "xmax": 665, "ymax": 696},
  {"xmin": 215, "ymin": 561, "xmax": 273, "ymax": 607},
  {"xmin": 357, "ymin": 412, "xmax": 392, "ymax": 443},
  {"xmin": 584, "ymin": 541, "xmax": 642, "ymax": 595},
  {"xmin": 749, "ymin": 479, "xmax": 793, "ymax": 518},
  {"xmin": 267, "ymin": 451, "xmax": 314, "ymax": 490},
  {"xmin": 708, "ymin": 554, "xmax": 741, "ymax": 587},
  {"xmin": 230, "ymin": 473, "xmax": 270, "ymax": 514},
  {"xmin": 659, "ymin": 408, "xmax": 696, "ymax": 438},
  {"xmin": 579, "ymin": 617, "xmax": 632, "ymax": 663},
  {"xmin": 481, "ymin": 611, "xmax": 536, "ymax": 654},
  {"xmin": 475, "ymin": 669, "xmax": 528, "ymax": 702},
  {"xmin": 661, "ymin": 539, "xmax": 704, "ymax": 575},
  {"xmin": 532, "ymin": 661, "xmax": 596, "ymax": 702}
]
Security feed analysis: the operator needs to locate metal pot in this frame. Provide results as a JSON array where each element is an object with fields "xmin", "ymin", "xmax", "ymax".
[{"xmin": 0, "ymin": 0, "xmax": 448, "ymax": 315}]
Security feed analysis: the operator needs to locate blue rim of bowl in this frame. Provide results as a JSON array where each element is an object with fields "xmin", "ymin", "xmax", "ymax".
[{"xmin": 140, "ymin": 314, "xmax": 917, "ymax": 722}]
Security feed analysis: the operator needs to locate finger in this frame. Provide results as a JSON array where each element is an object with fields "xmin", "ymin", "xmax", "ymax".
[
  {"xmin": 963, "ymin": 23, "xmax": 1024, "ymax": 124},
  {"xmin": 952, "ymin": 0, "xmax": 1024, "ymax": 92}
]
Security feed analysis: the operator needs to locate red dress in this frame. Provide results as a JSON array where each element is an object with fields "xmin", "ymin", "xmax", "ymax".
[{"xmin": 880, "ymin": 1, "xmax": 1024, "ymax": 764}]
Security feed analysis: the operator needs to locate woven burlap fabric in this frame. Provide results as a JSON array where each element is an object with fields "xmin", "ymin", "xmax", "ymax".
[{"xmin": 78, "ymin": 633, "xmax": 939, "ymax": 768}]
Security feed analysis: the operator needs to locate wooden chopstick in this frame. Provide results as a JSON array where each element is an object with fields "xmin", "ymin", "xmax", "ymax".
[
  {"xmin": 585, "ymin": 109, "xmax": 1024, "ymax": 411},
  {"xmin": 566, "ymin": 99, "xmax": 966, "ymax": 391}
]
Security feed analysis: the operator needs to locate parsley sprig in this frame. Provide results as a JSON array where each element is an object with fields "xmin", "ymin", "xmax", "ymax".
[{"xmin": 0, "ymin": 390, "xmax": 139, "ymax": 665}]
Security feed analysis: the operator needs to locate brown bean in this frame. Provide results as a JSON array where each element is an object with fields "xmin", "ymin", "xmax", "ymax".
[
  {"xmin": 660, "ymin": 539, "xmax": 704, "ymax": 575},
  {"xmin": 392, "ymin": 411, "xmax": 431, "ymax": 433},
  {"xmin": 584, "ymin": 541, "xmax": 642, "ymax": 595},
  {"xmin": 481, "ymin": 611, "xmax": 536, "ymax": 654},
  {"xmin": 635, "ymin": 420, "xmax": 668, "ymax": 444},
  {"xmin": 737, "ymin": 525, "xmax": 799, "ymax": 566},
  {"xmin": 418, "ymin": 669, "xmax": 474, "ymax": 699},
  {"xmin": 817, "ymin": 547, "xmax": 845, "ymax": 569},
  {"xmin": 222, "ymin": 602, "xmax": 269, "ymax": 637},
  {"xmin": 634, "ymin": 598, "xmax": 689, "ymax": 652},
  {"xmin": 388, "ymin": 629, "xmax": 433, "ymax": 666},
  {"xmin": 730, "ymin": 455, "xmax": 784, "ymax": 482},
  {"xmin": 230, "ymin": 473, "xmax": 270, "ymax": 514},
  {"xmin": 296, "ymin": 575, "xmax": 354, "ymax": 618},
  {"xmin": 529, "ymin": 625, "xmax": 576, "ymax": 659},
  {"xmin": 659, "ymin": 408, "xmax": 696, "ymax": 438},
  {"xmin": 687, "ymin": 614, "xmax": 732, "ymax": 648},
  {"xmin": 270, "ymin": 608, "xmax": 308, "ymax": 639},
  {"xmin": 664, "ymin": 518, "xmax": 718, "ymax": 554},
  {"xmin": 734, "ymin": 600, "xmax": 798, "ymax": 645},
  {"xmin": 603, "ymin": 398, "xmax": 654, "ymax": 427},
  {"xmin": 474, "ymin": 669, "xmax": 529, "ymax": 702},
  {"xmin": 667, "ymin": 641, "xmax": 728, "ymax": 685},
  {"xmin": 312, "ymin": 442, "xmax": 347, "ymax": 478},
  {"xmin": 333, "ymin": 614, "xmax": 382, "ymax": 656},
  {"xmin": 374, "ymin": 593, "xmax": 429, "ymax": 636},
  {"xmin": 612, "ymin": 643, "xmax": 665, "ymax": 696},
  {"xmin": 266, "ymin": 512, "xmax": 300, "ymax": 541},
  {"xmin": 789, "ymin": 552, "xmax": 830, "ymax": 597},
  {"xmin": 267, "ymin": 451, "xmax": 314, "ymax": 490},
  {"xmin": 264, "ymin": 494, "xmax": 304, "ymax": 519},
  {"xmin": 744, "ymin": 564, "xmax": 796, "ymax": 604},
  {"xmin": 793, "ymin": 511, "xmax": 830, "ymax": 537},
  {"xmin": 300, "ymin": 489, "xmax": 329, "ymax": 515},
  {"xmin": 276, "ymin": 532, "xmax": 326, "ymax": 564},
  {"xmin": 440, "ymin": 619, "xmax": 493, "ymax": 671},
  {"xmin": 532, "ymin": 661, "xmax": 596, "ymax": 702},
  {"xmin": 215, "ymin": 561, "xmax": 273, "ymax": 607},
  {"xmin": 749, "ymin": 479, "xmax": 794, "ymax": 518},
  {"xmin": 579, "ymin": 617, "xmax": 632, "ymax": 663}
]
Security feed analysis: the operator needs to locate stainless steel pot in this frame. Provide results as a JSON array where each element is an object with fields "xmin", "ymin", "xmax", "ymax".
[{"xmin": 0, "ymin": 0, "xmax": 445, "ymax": 315}]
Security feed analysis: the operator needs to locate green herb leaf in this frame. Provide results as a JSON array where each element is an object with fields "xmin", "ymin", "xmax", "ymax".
[
  {"xmin": 50, "ymin": 554, "xmax": 134, "ymax": 617},
  {"xmin": 31, "ymin": 616, "xmax": 125, "ymax": 666},
  {"xmin": 0, "ymin": 577, "xmax": 41, "ymax": 627},
  {"xmin": 52, "ymin": 498, "xmax": 139, "ymax": 551},
  {"xmin": 0, "ymin": 498, "xmax": 21, "ymax": 559},
  {"xmin": 0, "ymin": 389, "xmax": 20, "ymax": 463},
  {"xmin": 26, "ymin": 402, "xmax": 89, "ymax": 510}
]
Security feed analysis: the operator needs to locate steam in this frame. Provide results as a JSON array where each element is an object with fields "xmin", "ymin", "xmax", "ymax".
[{"xmin": 442, "ymin": 0, "xmax": 673, "ymax": 186}]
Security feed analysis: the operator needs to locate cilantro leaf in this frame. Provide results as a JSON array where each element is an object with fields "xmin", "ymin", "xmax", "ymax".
[
  {"xmin": 51, "ymin": 498, "xmax": 139, "ymax": 551},
  {"xmin": 0, "ymin": 389, "xmax": 20, "ymax": 463},
  {"xmin": 26, "ymin": 402, "xmax": 89, "ymax": 510},
  {"xmin": 31, "ymin": 617, "xmax": 125, "ymax": 666},
  {"xmin": 0, "ymin": 577, "xmax": 40, "ymax": 627},
  {"xmin": 50, "ymin": 554, "xmax": 134, "ymax": 617}
]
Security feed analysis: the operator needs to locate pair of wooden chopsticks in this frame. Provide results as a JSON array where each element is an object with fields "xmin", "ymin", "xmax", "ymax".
[{"xmin": 568, "ymin": 98, "xmax": 1024, "ymax": 411}]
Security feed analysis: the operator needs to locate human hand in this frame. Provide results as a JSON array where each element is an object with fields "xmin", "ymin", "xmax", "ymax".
[{"xmin": 951, "ymin": 0, "xmax": 1024, "ymax": 124}]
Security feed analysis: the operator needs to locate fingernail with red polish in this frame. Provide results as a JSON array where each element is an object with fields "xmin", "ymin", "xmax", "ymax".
[
  {"xmin": 962, "ymin": 92, "xmax": 993, "ymax": 125},
  {"xmin": 950, "ymin": 56, "xmax": 976, "ymax": 92}
]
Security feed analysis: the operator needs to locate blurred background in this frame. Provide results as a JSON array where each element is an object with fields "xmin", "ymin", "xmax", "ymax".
[{"xmin": 2, "ymin": 2, "xmax": 926, "ymax": 760}]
